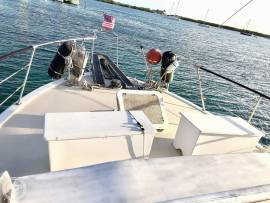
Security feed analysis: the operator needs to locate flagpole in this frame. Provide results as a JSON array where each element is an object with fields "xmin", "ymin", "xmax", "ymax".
[
  {"xmin": 91, "ymin": 30, "xmax": 96, "ymax": 66},
  {"xmin": 117, "ymin": 34, "xmax": 118, "ymax": 67},
  {"xmin": 112, "ymin": 32, "xmax": 119, "ymax": 67},
  {"xmin": 102, "ymin": 13, "xmax": 118, "ymax": 66}
]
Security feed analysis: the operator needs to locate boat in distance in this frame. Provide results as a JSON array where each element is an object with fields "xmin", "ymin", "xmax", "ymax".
[
  {"xmin": 55, "ymin": 0, "xmax": 79, "ymax": 5},
  {"xmin": 0, "ymin": 31, "xmax": 270, "ymax": 202},
  {"xmin": 64, "ymin": 0, "xmax": 79, "ymax": 5}
]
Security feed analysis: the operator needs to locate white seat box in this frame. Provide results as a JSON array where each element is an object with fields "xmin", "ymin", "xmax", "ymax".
[
  {"xmin": 173, "ymin": 112, "xmax": 264, "ymax": 155},
  {"xmin": 44, "ymin": 111, "xmax": 156, "ymax": 171}
]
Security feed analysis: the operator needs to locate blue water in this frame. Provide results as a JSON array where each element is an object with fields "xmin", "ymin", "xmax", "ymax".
[{"xmin": 0, "ymin": 0, "xmax": 270, "ymax": 137}]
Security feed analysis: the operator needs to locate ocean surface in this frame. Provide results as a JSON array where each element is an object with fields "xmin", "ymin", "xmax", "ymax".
[{"xmin": 0, "ymin": 0, "xmax": 270, "ymax": 138}]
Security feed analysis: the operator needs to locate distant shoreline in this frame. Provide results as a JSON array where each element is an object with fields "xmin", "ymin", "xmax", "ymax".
[
  {"xmin": 96, "ymin": 0, "xmax": 165, "ymax": 15},
  {"xmin": 97, "ymin": 0, "xmax": 269, "ymax": 39},
  {"xmin": 175, "ymin": 16, "xmax": 270, "ymax": 39}
]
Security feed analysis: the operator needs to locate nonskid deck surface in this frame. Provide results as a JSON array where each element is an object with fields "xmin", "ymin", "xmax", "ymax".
[{"xmin": 0, "ymin": 82, "xmax": 201, "ymax": 176}]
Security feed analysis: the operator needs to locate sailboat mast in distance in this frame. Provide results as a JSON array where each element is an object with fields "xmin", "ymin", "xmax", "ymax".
[
  {"xmin": 198, "ymin": 8, "xmax": 210, "ymax": 28},
  {"xmin": 169, "ymin": 1, "xmax": 175, "ymax": 15},
  {"xmin": 241, "ymin": 19, "xmax": 252, "ymax": 36},
  {"xmin": 175, "ymin": 0, "xmax": 181, "ymax": 15},
  {"xmin": 244, "ymin": 19, "xmax": 251, "ymax": 30},
  {"xmin": 203, "ymin": 9, "xmax": 210, "ymax": 21}
]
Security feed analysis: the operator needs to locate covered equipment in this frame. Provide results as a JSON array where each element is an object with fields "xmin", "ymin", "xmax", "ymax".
[
  {"xmin": 48, "ymin": 41, "xmax": 75, "ymax": 79},
  {"xmin": 160, "ymin": 51, "xmax": 178, "ymax": 87}
]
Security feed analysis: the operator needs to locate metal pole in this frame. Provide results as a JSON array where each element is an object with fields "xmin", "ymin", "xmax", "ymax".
[
  {"xmin": 140, "ymin": 46, "xmax": 150, "ymax": 83},
  {"xmin": 89, "ymin": 33, "xmax": 96, "ymax": 80},
  {"xmin": 17, "ymin": 47, "xmax": 36, "ymax": 105},
  {"xmin": 111, "ymin": 32, "xmax": 119, "ymax": 67},
  {"xmin": 196, "ymin": 66, "xmax": 206, "ymax": 111},
  {"xmin": 91, "ymin": 32, "xmax": 96, "ymax": 66},
  {"xmin": 33, "ymin": 36, "xmax": 96, "ymax": 49},
  {"xmin": 67, "ymin": 64, "xmax": 71, "ymax": 80},
  {"xmin": 116, "ymin": 34, "xmax": 119, "ymax": 67},
  {"xmin": 140, "ymin": 46, "xmax": 148, "ymax": 70},
  {"xmin": 143, "ymin": 131, "xmax": 145, "ymax": 159},
  {"xmin": 248, "ymin": 96, "xmax": 262, "ymax": 123}
]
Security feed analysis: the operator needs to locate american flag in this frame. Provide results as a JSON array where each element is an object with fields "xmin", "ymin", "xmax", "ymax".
[{"xmin": 102, "ymin": 13, "xmax": 116, "ymax": 30}]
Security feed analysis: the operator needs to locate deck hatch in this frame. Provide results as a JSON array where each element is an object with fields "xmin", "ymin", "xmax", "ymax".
[{"xmin": 117, "ymin": 90, "xmax": 167, "ymax": 130}]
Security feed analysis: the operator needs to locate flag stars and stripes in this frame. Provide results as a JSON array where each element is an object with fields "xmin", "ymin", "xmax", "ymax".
[{"xmin": 102, "ymin": 13, "xmax": 116, "ymax": 30}]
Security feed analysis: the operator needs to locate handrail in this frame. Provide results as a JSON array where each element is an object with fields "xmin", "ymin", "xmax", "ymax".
[
  {"xmin": 195, "ymin": 65, "xmax": 269, "ymax": 123},
  {"xmin": 196, "ymin": 67, "xmax": 206, "ymax": 111},
  {"xmin": 0, "ymin": 36, "xmax": 97, "ymax": 62},
  {"xmin": 33, "ymin": 36, "xmax": 97, "ymax": 48},
  {"xmin": 0, "ymin": 85, "xmax": 23, "ymax": 107},
  {"xmin": 0, "ymin": 35, "xmax": 97, "ymax": 107},
  {"xmin": 197, "ymin": 65, "xmax": 270, "ymax": 101},
  {"xmin": 17, "ymin": 47, "xmax": 36, "ymax": 104},
  {"xmin": 0, "ymin": 65, "xmax": 27, "ymax": 86}
]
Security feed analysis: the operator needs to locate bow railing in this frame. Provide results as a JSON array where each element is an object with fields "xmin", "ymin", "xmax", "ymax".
[
  {"xmin": 195, "ymin": 65, "xmax": 270, "ymax": 123},
  {"xmin": 195, "ymin": 64, "xmax": 270, "ymax": 147},
  {"xmin": 0, "ymin": 35, "xmax": 97, "ymax": 109}
]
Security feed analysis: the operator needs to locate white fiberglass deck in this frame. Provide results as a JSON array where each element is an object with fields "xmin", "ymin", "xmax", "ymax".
[
  {"xmin": 12, "ymin": 153, "xmax": 270, "ymax": 203},
  {"xmin": 0, "ymin": 80, "xmax": 202, "ymax": 176}
]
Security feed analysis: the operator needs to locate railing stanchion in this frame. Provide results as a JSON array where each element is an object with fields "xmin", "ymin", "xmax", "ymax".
[
  {"xmin": 89, "ymin": 35, "xmax": 96, "ymax": 81},
  {"xmin": 196, "ymin": 65, "xmax": 206, "ymax": 111},
  {"xmin": 116, "ymin": 33, "xmax": 119, "ymax": 67},
  {"xmin": 0, "ymin": 35, "xmax": 97, "ymax": 107},
  {"xmin": 91, "ymin": 34, "xmax": 96, "ymax": 66},
  {"xmin": 248, "ymin": 96, "xmax": 262, "ymax": 123},
  {"xmin": 17, "ymin": 47, "xmax": 36, "ymax": 105},
  {"xmin": 111, "ymin": 32, "xmax": 119, "ymax": 67}
]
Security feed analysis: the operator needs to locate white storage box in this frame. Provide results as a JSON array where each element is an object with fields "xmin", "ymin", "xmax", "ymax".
[
  {"xmin": 44, "ymin": 111, "xmax": 155, "ymax": 171},
  {"xmin": 173, "ymin": 112, "xmax": 264, "ymax": 155}
]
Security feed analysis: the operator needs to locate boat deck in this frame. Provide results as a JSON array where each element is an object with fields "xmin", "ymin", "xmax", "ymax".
[{"xmin": 0, "ymin": 81, "xmax": 203, "ymax": 177}]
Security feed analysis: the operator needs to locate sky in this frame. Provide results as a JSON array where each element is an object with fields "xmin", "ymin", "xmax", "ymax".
[{"xmin": 116, "ymin": 0, "xmax": 270, "ymax": 34}]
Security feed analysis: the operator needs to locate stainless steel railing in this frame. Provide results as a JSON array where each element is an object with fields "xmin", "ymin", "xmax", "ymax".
[
  {"xmin": 195, "ymin": 64, "xmax": 270, "ymax": 124},
  {"xmin": 0, "ymin": 35, "xmax": 97, "ymax": 108}
]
